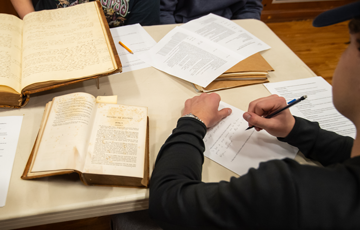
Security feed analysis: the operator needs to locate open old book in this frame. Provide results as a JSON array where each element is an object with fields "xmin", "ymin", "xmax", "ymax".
[
  {"xmin": 22, "ymin": 92, "xmax": 149, "ymax": 187},
  {"xmin": 0, "ymin": 1, "xmax": 121, "ymax": 108}
]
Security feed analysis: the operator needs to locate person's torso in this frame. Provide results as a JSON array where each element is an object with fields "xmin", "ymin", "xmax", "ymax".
[{"xmin": 35, "ymin": 0, "xmax": 130, "ymax": 27}]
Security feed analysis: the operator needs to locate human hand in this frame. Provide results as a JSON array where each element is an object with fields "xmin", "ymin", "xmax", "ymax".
[
  {"xmin": 182, "ymin": 93, "xmax": 232, "ymax": 128},
  {"xmin": 243, "ymin": 95, "xmax": 295, "ymax": 138},
  {"xmin": 10, "ymin": 0, "xmax": 35, "ymax": 19}
]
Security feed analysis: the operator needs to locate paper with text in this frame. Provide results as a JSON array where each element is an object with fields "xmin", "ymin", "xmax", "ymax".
[
  {"xmin": 264, "ymin": 77, "xmax": 356, "ymax": 139},
  {"xmin": 0, "ymin": 15, "xmax": 23, "ymax": 93},
  {"xmin": 110, "ymin": 24, "xmax": 156, "ymax": 73},
  {"xmin": 150, "ymin": 26, "xmax": 240, "ymax": 87},
  {"xmin": 149, "ymin": 14, "xmax": 270, "ymax": 87},
  {"xmin": 0, "ymin": 116, "xmax": 23, "ymax": 207},
  {"xmin": 83, "ymin": 104, "xmax": 147, "ymax": 178},
  {"xmin": 32, "ymin": 93, "xmax": 96, "ymax": 172},
  {"xmin": 21, "ymin": 2, "xmax": 115, "ymax": 89},
  {"xmin": 181, "ymin": 14, "xmax": 271, "ymax": 58},
  {"xmin": 204, "ymin": 102, "xmax": 297, "ymax": 176}
]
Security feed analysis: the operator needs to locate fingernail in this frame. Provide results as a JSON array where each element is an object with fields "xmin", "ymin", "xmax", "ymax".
[
  {"xmin": 244, "ymin": 113, "xmax": 251, "ymax": 121},
  {"xmin": 228, "ymin": 109, "xmax": 232, "ymax": 115}
]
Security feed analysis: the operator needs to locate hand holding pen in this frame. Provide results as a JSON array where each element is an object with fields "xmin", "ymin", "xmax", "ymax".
[{"xmin": 243, "ymin": 95, "xmax": 307, "ymax": 138}]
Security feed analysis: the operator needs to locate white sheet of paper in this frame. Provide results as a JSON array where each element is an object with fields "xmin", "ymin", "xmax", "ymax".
[
  {"xmin": 204, "ymin": 102, "xmax": 297, "ymax": 176},
  {"xmin": 110, "ymin": 24, "xmax": 156, "ymax": 73},
  {"xmin": 0, "ymin": 116, "xmax": 23, "ymax": 207},
  {"xmin": 181, "ymin": 14, "xmax": 271, "ymax": 58},
  {"xmin": 149, "ymin": 14, "xmax": 270, "ymax": 87},
  {"xmin": 264, "ymin": 77, "xmax": 356, "ymax": 138},
  {"xmin": 150, "ymin": 26, "xmax": 240, "ymax": 87}
]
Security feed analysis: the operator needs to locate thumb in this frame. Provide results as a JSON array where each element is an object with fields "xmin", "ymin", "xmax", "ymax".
[
  {"xmin": 243, "ymin": 112, "xmax": 269, "ymax": 129},
  {"xmin": 218, "ymin": 108, "xmax": 232, "ymax": 119}
]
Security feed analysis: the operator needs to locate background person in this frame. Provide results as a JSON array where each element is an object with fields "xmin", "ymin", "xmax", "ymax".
[
  {"xmin": 159, "ymin": 0, "xmax": 263, "ymax": 24},
  {"xmin": 11, "ymin": 0, "xmax": 160, "ymax": 27}
]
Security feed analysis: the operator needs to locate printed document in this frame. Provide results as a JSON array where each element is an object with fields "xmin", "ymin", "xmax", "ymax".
[
  {"xmin": 0, "ymin": 116, "xmax": 23, "ymax": 207},
  {"xmin": 264, "ymin": 77, "xmax": 356, "ymax": 138},
  {"xmin": 110, "ymin": 24, "xmax": 156, "ymax": 73},
  {"xmin": 149, "ymin": 14, "xmax": 271, "ymax": 87},
  {"xmin": 204, "ymin": 102, "xmax": 297, "ymax": 176}
]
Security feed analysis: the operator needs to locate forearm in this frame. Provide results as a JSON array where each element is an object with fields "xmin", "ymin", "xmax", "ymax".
[
  {"xmin": 11, "ymin": 0, "xmax": 34, "ymax": 19},
  {"xmin": 149, "ymin": 118, "xmax": 206, "ymax": 228},
  {"xmin": 279, "ymin": 116, "xmax": 353, "ymax": 165},
  {"xmin": 149, "ymin": 118, "xmax": 298, "ymax": 229}
]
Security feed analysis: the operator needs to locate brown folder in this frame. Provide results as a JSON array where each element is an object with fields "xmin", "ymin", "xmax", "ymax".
[{"xmin": 194, "ymin": 53, "xmax": 273, "ymax": 92}]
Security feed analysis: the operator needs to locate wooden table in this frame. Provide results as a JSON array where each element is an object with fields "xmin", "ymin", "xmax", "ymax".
[{"xmin": 0, "ymin": 19, "xmax": 316, "ymax": 229}]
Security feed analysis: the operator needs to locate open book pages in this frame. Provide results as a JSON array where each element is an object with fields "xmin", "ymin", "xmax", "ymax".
[
  {"xmin": 0, "ymin": 1, "xmax": 120, "ymax": 107},
  {"xmin": 23, "ymin": 92, "xmax": 148, "ymax": 187}
]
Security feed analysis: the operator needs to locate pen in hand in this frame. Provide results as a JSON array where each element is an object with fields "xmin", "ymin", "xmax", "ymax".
[{"xmin": 246, "ymin": 95, "xmax": 307, "ymax": 130}]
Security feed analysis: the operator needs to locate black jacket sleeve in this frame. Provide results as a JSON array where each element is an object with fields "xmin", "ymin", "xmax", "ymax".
[
  {"xmin": 279, "ymin": 116, "xmax": 353, "ymax": 166},
  {"xmin": 149, "ymin": 117, "xmax": 360, "ymax": 230}
]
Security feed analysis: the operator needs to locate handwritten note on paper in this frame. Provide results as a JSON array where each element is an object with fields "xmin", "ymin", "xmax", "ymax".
[
  {"xmin": 204, "ymin": 102, "xmax": 297, "ymax": 176},
  {"xmin": 0, "ymin": 116, "xmax": 23, "ymax": 207},
  {"xmin": 110, "ymin": 24, "xmax": 156, "ymax": 73},
  {"xmin": 264, "ymin": 77, "xmax": 356, "ymax": 139}
]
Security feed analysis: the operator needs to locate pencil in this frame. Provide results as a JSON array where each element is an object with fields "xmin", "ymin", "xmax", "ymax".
[
  {"xmin": 119, "ymin": 41, "xmax": 133, "ymax": 54},
  {"xmin": 246, "ymin": 95, "xmax": 307, "ymax": 130}
]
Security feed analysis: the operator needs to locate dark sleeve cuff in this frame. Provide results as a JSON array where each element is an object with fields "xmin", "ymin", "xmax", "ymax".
[
  {"xmin": 277, "ymin": 116, "xmax": 353, "ymax": 165},
  {"xmin": 277, "ymin": 116, "xmax": 313, "ymax": 143}
]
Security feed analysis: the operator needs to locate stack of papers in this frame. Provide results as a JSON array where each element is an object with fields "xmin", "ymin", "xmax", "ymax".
[
  {"xmin": 110, "ymin": 15, "xmax": 270, "ymax": 89},
  {"xmin": 194, "ymin": 53, "xmax": 274, "ymax": 92},
  {"xmin": 148, "ymin": 14, "xmax": 271, "ymax": 87}
]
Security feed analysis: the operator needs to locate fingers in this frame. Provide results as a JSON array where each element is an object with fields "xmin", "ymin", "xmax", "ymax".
[
  {"xmin": 248, "ymin": 95, "xmax": 287, "ymax": 116},
  {"xmin": 243, "ymin": 112, "xmax": 270, "ymax": 130},
  {"xmin": 182, "ymin": 93, "xmax": 231, "ymax": 128},
  {"xmin": 218, "ymin": 108, "xmax": 232, "ymax": 119}
]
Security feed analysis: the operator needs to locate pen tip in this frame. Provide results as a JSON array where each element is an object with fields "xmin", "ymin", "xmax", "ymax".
[{"xmin": 303, "ymin": 95, "xmax": 307, "ymax": 99}]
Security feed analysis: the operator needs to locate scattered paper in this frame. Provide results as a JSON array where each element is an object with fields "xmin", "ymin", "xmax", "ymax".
[
  {"xmin": 149, "ymin": 26, "xmax": 240, "ymax": 87},
  {"xmin": 264, "ymin": 77, "xmax": 356, "ymax": 138},
  {"xmin": 149, "ymin": 14, "xmax": 270, "ymax": 87},
  {"xmin": 181, "ymin": 14, "xmax": 270, "ymax": 58},
  {"xmin": 204, "ymin": 102, "xmax": 297, "ymax": 176},
  {"xmin": 0, "ymin": 116, "xmax": 23, "ymax": 207},
  {"xmin": 110, "ymin": 24, "xmax": 156, "ymax": 73}
]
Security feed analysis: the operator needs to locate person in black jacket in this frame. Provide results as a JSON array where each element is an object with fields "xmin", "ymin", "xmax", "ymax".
[{"xmin": 149, "ymin": 2, "xmax": 360, "ymax": 229}]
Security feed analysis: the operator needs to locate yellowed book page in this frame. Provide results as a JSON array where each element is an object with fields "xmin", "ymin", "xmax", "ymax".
[
  {"xmin": 83, "ymin": 104, "xmax": 147, "ymax": 178},
  {"xmin": 0, "ymin": 14, "xmax": 23, "ymax": 93},
  {"xmin": 21, "ymin": 2, "xmax": 115, "ymax": 89},
  {"xmin": 32, "ymin": 92, "xmax": 96, "ymax": 172}
]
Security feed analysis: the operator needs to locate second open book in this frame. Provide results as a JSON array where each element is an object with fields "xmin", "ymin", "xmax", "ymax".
[{"xmin": 22, "ymin": 92, "xmax": 149, "ymax": 187}]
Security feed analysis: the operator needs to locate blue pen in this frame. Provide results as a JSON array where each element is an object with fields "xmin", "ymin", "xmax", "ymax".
[
  {"xmin": 287, "ymin": 99, "xmax": 296, "ymax": 104},
  {"xmin": 246, "ymin": 95, "xmax": 307, "ymax": 130}
]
